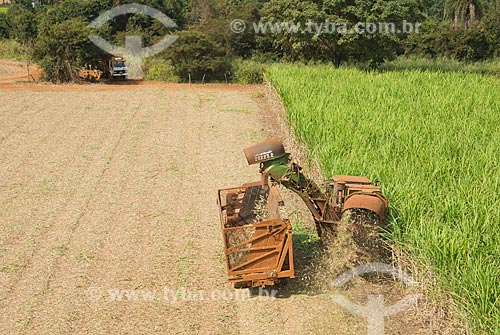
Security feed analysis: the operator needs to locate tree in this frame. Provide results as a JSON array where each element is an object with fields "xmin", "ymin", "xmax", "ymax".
[
  {"xmin": 9, "ymin": 5, "xmax": 38, "ymax": 43},
  {"xmin": 164, "ymin": 30, "xmax": 232, "ymax": 82},
  {"xmin": 259, "ymin": 0, "xmax": 424, "ymax": 67},
  {"xmin": 444, "ymin": 0, "xmax": 483, "ymax": 28},
  {"xmin": 36, "ymin": 17, "xmax": 102, "ymax": 82},
  {"xmin": 0, "ymin": 12, "xmax": 10, "ymax": 38},
  {"xmin": 196, "ymin": 0, "xmax": 263, "ymax": 58},
  {"xmin": 9, "ymin": 5, "xmax": 39, "ymax": 80},
  {"xmin": 482, "ymin": 1, "xmax": 500, "ymax": 56},
  {"xmin": 406, "ymin": 19, "xmax": 491, "ymax": 61}
]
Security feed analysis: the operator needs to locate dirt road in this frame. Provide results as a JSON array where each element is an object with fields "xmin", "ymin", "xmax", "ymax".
[{"xmin": 0, "ymin": 60, "xmax": 453, "ymax": 334}]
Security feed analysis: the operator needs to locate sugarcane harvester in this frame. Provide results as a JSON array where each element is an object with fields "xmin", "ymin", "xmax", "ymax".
[{"xmin": 217, "ymin": 139, "xmax": 389, "ymax": 288}]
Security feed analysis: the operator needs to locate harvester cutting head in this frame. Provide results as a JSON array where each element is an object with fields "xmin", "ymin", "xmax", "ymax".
[
  {"xmin": 242, "ymin": 139, "xmax": 389, "ymax": 223},
  {"xmin": 328, "ymin": 176, "xmax": 389, "ymax": 222}
]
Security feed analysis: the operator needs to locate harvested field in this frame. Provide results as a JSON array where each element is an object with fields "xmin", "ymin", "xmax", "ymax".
[{"xmin": 0, "ymin": 60, "xmax": 455, "ymax": 334}]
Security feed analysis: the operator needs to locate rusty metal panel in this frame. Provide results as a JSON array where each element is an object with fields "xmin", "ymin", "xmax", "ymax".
[
  {"xmin": 333, "ymin": 175, "xmax": 371, "ymax": 184},
  {"xmin": 217, "ymin": 182, "xmax": 294, "ymax": 287},
  {"xmin": 343, "ymin": 192, "xmax": 389, "ymax": 220}
]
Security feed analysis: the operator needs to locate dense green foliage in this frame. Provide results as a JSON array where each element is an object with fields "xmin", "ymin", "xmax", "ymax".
[
  {"xmin": 164, "ymin": 30, "xmax": 231, "ymax": 82},
  {"xmin": 259, "ymin": 0, "xmax": 424, "ymax": 67},
  {"xmin": 2, "ymin": 0, "xmax": 500, "ymax": 82},
  {"xmin": 0, "ymin": 39, "xmax": 25, "ymax": 60},
  {"xmin": 0, "ymin": 11, "xmax": 9, "ymax": 38},
  {"xmin": 232, "ymin": 59, "xmax": 266, "ymax": 84},
  {"xmin": 381, "ymin": 56, "xmax": 500, "ymax": 75},
  {"xmin": 36, "ymin": 18, "xmax": 101, "ymax": 82},
  {"xmin": 143, "ymin": 57, "xmax": 179, "ymax": 81},
  {"xmin": 407, "ymin": 0, "xmax": 500, "ymax": 61},
  {"xmin": 267, "ymin": 64, "xmax": 500, "ymax": 335},
  {"xmin": 8, "ymin": 5, "xmax": 38, "ymax": 45},
  {"xmin": 2, "ymin": 0, "xmax": 187, "ymax": 81}
]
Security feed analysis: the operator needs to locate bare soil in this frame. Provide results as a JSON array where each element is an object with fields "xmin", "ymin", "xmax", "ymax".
[
  {"xmin": 0, "ymin": 59, "xmax": 40, "ymax": 84},
  {"xmin": 0, "ymin": 60, "xmax": 461, "ymax": 334}
]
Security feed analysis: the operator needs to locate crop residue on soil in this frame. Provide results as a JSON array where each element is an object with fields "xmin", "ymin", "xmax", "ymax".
[{"xmin": 0, "ymin": 59, "xmax": 461, "ymax": 335}]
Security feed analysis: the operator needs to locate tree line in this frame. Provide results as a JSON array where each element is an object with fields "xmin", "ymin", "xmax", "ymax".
[{"xmin": 0, "ymin": 0, "xmax": 499, "ymax": 82}]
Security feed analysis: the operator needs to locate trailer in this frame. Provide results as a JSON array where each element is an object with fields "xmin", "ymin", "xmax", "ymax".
[{"xmin": 218, "ymin": 182, "xmax": 294, "ymax": 288}]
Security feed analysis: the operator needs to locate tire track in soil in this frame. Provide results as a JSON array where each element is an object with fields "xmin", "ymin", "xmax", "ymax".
[
  {"xmin": 0, "ymin": 94, "xmax": 108, "ymax": 257},
  {"xmin": 0, "ymin": 93, "xmax": 58, "ymax": 147},
  {"xmin": 0, "ymin": 86, "xmax": 270, "ymax": 334},
  {"xmin": 0, "ymin": 94, "xmax": 138, "ymax": 267},
  {"xmin": 0, "ymin": 94, "xmax": 143, "ymax": 333}
]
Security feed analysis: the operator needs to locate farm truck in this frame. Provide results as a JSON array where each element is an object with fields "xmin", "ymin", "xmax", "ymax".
[
  {"xmin": 99, "ymin": 56, "xmax": 128, "ymax": 80},
  {"xmin": 75, "ymin": 57, "xmax": 128, "ymax": 82}
]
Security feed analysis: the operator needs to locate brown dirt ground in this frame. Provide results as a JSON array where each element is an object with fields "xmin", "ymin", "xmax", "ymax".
[
  {"xmin": 0, "ymin": 59, "xmax": 40, "ymax": 84},
  {"xmin": 0, "ymin": 60, "xmax": 463, "ymax": 334}
]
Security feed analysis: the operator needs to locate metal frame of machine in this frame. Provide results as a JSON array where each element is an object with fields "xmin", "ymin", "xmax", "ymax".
[
  {"xmin": 218, "ymin": 140, "xmax": 388, "ymax": 288},
  {"xmin": 218, "ymin": 182, "xmax": 294, "ymax": 287}
]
